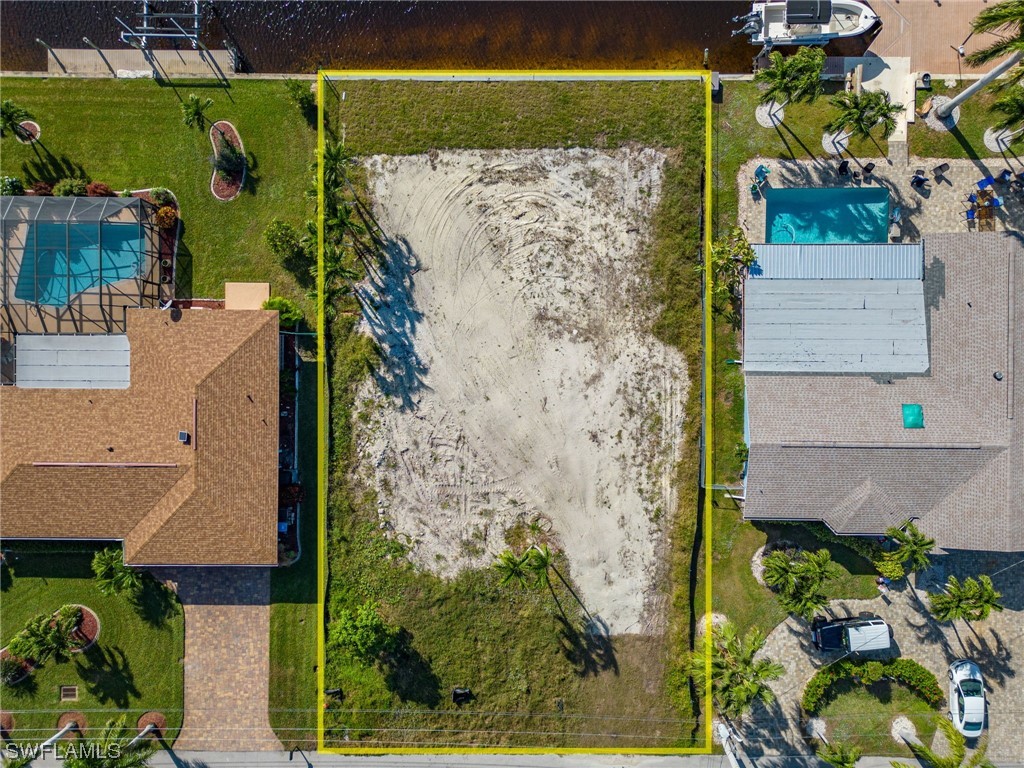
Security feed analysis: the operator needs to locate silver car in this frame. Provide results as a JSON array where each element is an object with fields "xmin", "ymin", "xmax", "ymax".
[{"xmin": 948, "ymin": 660, "xmax": 985, "ymax": 737}]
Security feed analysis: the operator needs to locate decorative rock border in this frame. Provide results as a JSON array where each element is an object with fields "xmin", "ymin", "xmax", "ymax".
[
  {"xmin": 694, "ymin": 612, "xmax": 729, "ymax": 636},
  {"xmin": 924, "ymin": 96, "xmax": 960, "ymax": 132},
  {"xmin": 983, "ymin": 127, "xmax": 1016, "ymax": 154},
  {"xmin": 822, "ymin": 130, "xmax": 849, "ymax": 155},
  {"xmin": 755, "ymin": 101, "xmax": 784, "ymax": 129},
  {"xmin": 16, "ymin": 120, "xmax": 40, "ymax": 144},
  {"xmin": 0, "ymin": 646, "xmax": 33, "ymax": 685},
  {"xmin": 209, "ymin": 120, "xmax": 246, "ymax": 202}
]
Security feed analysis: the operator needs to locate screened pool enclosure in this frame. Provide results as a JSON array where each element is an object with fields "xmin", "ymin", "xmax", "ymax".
[{"xmin": 1, "ymin": 196, "xmax": 163, "ymax": 335}]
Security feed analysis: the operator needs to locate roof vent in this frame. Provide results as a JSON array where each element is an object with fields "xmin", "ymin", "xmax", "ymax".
[
  {"xmin": 178, "ymin": 430, "xmax": 191, "ymax": 445},
  {"xmin": 994, "ymin": 371, "xmax": 1004, "ymax": 381}
]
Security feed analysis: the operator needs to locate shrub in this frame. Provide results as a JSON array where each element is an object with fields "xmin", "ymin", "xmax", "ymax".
[
  {"xmin": 118, "ymin": 189, "xmax": 133, "ymax": 198},
  {"xmin": 263, "ymin": 296, "xmax": 304, "ymax": 327},
  {"xmin": 328, "ymin": 600, "xmax": 400, "ymax": 663},
  {"xmin": 85, "ymin": 181, "xmax": 115, "ymax": 197},
  {"xmin": 91, "ymin": 546, "xmax": 144, "ymax": 597},
  {"xmin": 155, "ymin": 205, "xmax": 179, "ymax": 230},
  {"xmin": 1, "ymin": 656, "xmax": 25, "ymax": 686},
  {"xmin": 265, "ymin": 219, "xmax": 303, "ymax": 261},
  {"xmin": 53, "ymin": 177, "xmax": 88, "ymax": 197},
  {"xmin": 0, "ymin": 175, "xmax": 24, "ymax": 195},
  {"xmin": 802, "ymin": 657, "xmax": 943, "ymax": 713},
  {"xmin": 213, "ymin": 132, "xmax": 245, "ymax": 177},
  {"xmin": 150, "ymin": 187, "xmax": 174, "ymax": 206},
  {"xmin": 30, "ymin": 180, "xmax": 53, "ymax": 196},
  {"xmin": 285, "ymin": 78, "xmax": 316, "ymax": 111}
]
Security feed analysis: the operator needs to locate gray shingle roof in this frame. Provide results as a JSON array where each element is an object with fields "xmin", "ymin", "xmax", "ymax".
[{"xmin": 743, "ymin": 233, "xmax": 1022, "ymax": 551}]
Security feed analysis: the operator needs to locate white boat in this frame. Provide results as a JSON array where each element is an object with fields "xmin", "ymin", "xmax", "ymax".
[{"xmin": 732, "ymin": 0, "xmax": 879, "ymax": 49}]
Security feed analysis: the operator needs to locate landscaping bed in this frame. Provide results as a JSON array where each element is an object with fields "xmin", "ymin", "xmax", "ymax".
[
  {"xmin": 209, "ymin": 121, "xmax": 246, "ymax": 201},
  {"xmin": 0, "ymin": 546, "xmax": 184, "ymax": 742}
]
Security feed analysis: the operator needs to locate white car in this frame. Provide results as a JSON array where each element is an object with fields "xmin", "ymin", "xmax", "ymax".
[{"xmin": 948, "ymin": 660, "xmax": 985, "ymax": 737}]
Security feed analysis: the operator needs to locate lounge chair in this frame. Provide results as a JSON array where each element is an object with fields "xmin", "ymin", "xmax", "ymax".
[
  {"xmin": 933, "ymin": 163, "xmax": 950, "ymax": 179},
  {"xmin": 977, "ymin": 175, "xmax": 995, "ymax": 190},
  {"xmin": 911, "ymin": 169, "xmax": 928, "ymax": 188},
  {"xmin": 991, "ymin": 196, "xmax": 1004, "ymax": 208},
  {"xmin": 962, "ymin": 208, "xmax": 977, "ymax": 225},
  {"xmin": 755, "ymin": 164, "xmax": 771, "ymax": 183},
  {"xmin": 863, "ymin": 162, "xmax": 876, "ymax": 177},
  {"xmin": 964, "ymin": 192, "xmax": 978, "ymax": 205},
  {"xmin": 998, "ymin": 169, "xmax": 1013, "ymax": 183},
  {"xmin": 838, "ymin": 159, "xmax": 850, "ymax": 176}
]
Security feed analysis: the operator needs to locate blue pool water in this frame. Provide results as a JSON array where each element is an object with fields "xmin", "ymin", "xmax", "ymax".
[
  {"xmin": 14, "ymin": 222, "xmax": 145, "ymax": 305},
  {"xmin": 765, "ymin": 187, "xmax": 890, "ymax": 244}
]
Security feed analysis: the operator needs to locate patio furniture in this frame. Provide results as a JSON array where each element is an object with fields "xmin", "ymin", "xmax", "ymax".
[
  {"xmin": 961, "ymin": 209, "xmax": 977, "ymax": 228},
  {"xmin": 755, "ymin": 164, "xmax": 771, "ymax": 184},
  {"xmin": 933, "ymin": 162, "xmax": 950, "ymax": 178},
  {"xmin": 911, "ymin": 169, "xmax": 928, "ymax": 188},
  {"xmin": 977, "ymin": 205, "xmax": 993, "ymax": 219},
  {"xmin": 977, "ymin": 175, "xmax": 995, "ymax": 190},
  {"xmin": 863, "ymin": 162, "xmax": 875, "ymax": 177},
  {"xmin": 838, "ymin": 159, "xmax": 850, "ymax": 176},
  {"xmin": 990, "ymin": 196, "xmax": 1004, "ymax": 208},
  {"xmin": 964, "ymin": 192, "xmax": 978, "ymax": 204},
  {"xmin": 998, "ymin": 169, "xmax": 1013, "ymax": 183}
]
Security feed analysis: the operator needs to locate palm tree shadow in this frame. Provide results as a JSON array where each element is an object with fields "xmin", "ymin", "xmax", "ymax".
[
  {"xmin": 74, "ymin": 645, "xmax": 140, "ymax": 708},
  {"xmin": 133, "ymin": 577, "xmax": 181, "ymax": 628},
  {"xmin": 555, "ymin": 615, "xmax": 618, "ymax": 677},
  {"xmin": 21, "ymin": 153, "xmax": 87, "ymax": 185},
  {"xmin": 243, "ymin": 151, "xmax": 261, "ymax": 196},
  {"xmin": 775, "ymin": 121, "xmax": 816, "ymax": 160},
  {"xmin": 962, "ymin": 628, "xmax": 1015, "ymax": 689}
]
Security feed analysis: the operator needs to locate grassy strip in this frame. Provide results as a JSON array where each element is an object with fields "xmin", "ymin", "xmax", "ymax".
[
  {"xmin": 909, "ymin": 83, "xmax": 1004, "ymax": 160},
  {"xmin": 0, "ymin": 77, "xmax": 314, "ymax": 306},
  {"xmin": 816, "ymin": 681, "xmax": 938, "ymax": 756},
  {"xmin": 323, "ymin": 80, "xmax": 707, "ymax": 748},
  {"xmin": 269, "ymin": 357, "xmax": 320, "ymax": 749},
  {"xmin": 0, "ymin": 548, "xmax": 184, "ymax": 741}
]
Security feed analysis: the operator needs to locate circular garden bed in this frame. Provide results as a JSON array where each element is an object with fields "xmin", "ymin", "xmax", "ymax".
[
  {"xmin": 16, "ymin": 120, "xmax": 40, "ymax": 144},
  {"xmin": 802, "ymin": 658, "xmax": 943, "ymax": 753}
]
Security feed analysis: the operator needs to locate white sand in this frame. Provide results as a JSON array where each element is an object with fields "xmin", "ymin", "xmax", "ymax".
[{"xmin": 353, "ymin": 148, "xmax": 689, "ymax": 634}]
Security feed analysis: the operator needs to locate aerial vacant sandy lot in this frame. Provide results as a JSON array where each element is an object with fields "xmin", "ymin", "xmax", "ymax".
[{"xmin": 353, "ymin": 147, "xmax": 688, "ymax": 634}]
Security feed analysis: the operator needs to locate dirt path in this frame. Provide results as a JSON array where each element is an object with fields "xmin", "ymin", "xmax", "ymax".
[{"xmin": 354, "ymin": 148, "xmax": 689, "ymax": 634}]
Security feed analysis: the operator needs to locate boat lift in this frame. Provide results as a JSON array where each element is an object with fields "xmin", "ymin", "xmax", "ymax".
[{"xmin": 115, "ymin": 1, "xmax": 206, "ymax": 50}]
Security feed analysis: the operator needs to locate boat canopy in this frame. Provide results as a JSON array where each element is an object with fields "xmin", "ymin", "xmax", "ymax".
[{"xmin": 786, "ymin": 0, "xmax": 833, "ymax": 25}]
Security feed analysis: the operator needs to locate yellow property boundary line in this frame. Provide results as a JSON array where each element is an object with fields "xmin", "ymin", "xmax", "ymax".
[{"xmin": 316, "ymin": 69, "xmax": 715, "ymax": 755}]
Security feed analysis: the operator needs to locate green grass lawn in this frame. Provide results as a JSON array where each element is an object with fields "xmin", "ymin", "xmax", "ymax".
[
  {"xmin": 710, "ymin": 496, "xmax": 879, "ymax": 637},
  {"xmin": 322, "ymin": 80, "xmax": 707, "ymax": 748},
  {"xmin": 909, "ymin": 83, "xmax": 1004, "ymax": 160},
  {"xmin": 0, "ymin": 77, "xmax": 315, "ymax": 307},
  {"xmin": 269, "ymin": 355, "xmax": 319, "ymax": 750},
  {"xmin": 714, "ymin": 80, "xmax": 879, "ymax": 233},
  {"xmin": 0, "ymin": 546, "xmax": 184, "ymax": 743},
  {"xmin": 816, "ymin": 679, "xmax": 939, "ymax": 756}
]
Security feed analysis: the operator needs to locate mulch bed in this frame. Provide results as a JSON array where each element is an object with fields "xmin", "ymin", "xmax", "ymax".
[
  {"xmin": 71, "ymin": 605, "xmax": 100, "ymax": 652},
  {"xmin": 57, "ymin": 711, "xmax": 86, "ymax": 735},
  {"xmin": 0, "ymin": 711, "xmax": 12, "ymax": 735},
  {"xmin": 136, "ymin": 711, "xmax": 167, "ymax": 738},
  {"xmin": 0, "ymin": 646, "xmax": 34, "ymax": 683},
  {"xmin": 17, "ymin": 120, "xmax": 40, "ymax": 143},
  {"xmin": 209, "ymin": 121, "xmax": 246, "ymax": 201}
]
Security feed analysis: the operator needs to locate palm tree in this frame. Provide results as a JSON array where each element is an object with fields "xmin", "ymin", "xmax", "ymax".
[
  {"xmin": 763, "ymin": 548, "xmax": 840, "ymax": 620},
  {"xmin": 988, "ymin": 84, "xmax": 1024, "ymax": 146},
  {"xmin": 826, "ymin": 90, "xmax": 904, "ymax": 144},
  {"xmin": 0, "ymin": 99, "xmax": 32, "ymax": 139},
  {"xmin": 936, "ymin": 0, "xmax": 1024, "ymax": 119},
  {"xmin": 180, "ymin": 93, "xmax": 213, "ymax": 130},
  {"xmin": 798, "ymin": 548, "xmax": 843, "ymax": 584},
  {"xmin": 929, "ymin": 575, "xmax": 1005, "ymax": 646},
  {"xmin": 63, "ymin": 715, "xmax": 157, "ymax": 768},
  {"xmin": 762, "ymin": 549, "xmax": 799, "ymax": 592},
  {"xmin": 92, "ymin": 547, "xmax": 144, "ymax": 597},
  {"xmin": 894, "ymin": 715, "xmax": 995, "ymax": 768},
  {"xmin": 526, "ymin": 543, "xmax": 555, "ymax": 591},
  {"xmin": 753, "ymin": 46, "xmax": 826, "ymax": 125},
  {"xmin": 689, "ymin": 622, "xmax": 784, "ymax": 721},
  {"xmin": 887, "ymin": 521, "xmax": 935, "ymax": 582},
  {"xmin": 819, "ymin": 741, "xmax": 861, "ymax": 768},
  {"xmin": 494, "ymin": 550, "xmax": 531, "ymax": 588}
]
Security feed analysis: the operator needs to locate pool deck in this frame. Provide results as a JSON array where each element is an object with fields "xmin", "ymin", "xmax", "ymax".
[{"xmin": 738, "ymin": 156, "xmax": 1024, "ymax": 244}]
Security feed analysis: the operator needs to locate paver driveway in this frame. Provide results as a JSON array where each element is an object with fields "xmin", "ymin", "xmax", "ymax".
[
  {"xmin": 154, "ymin": 567, "xmax": 282, "ymax": 752},
  {"xmin": 745, "ymin": 551, "xmax": 1022, "ymax": 761}
]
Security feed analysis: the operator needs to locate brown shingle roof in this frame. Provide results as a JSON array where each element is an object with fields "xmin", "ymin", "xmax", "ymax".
[
  {"xmin": 743, "ymin": 233, "xmax": 1022, "ymax": 551},
  {"xmin": 0, "ymin": 308, "xmax": 279, "ymax": 565}
]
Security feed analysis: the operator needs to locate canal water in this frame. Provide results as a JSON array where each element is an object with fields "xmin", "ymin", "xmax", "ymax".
[{"xmin": 2, "ymin": 0, "xmax": 770, "ymax": 74}]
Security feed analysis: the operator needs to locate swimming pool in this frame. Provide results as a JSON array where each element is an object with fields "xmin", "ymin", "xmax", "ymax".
[
  {"xmin": 765, "ymin": 187, "xmax": 890, "ymax": 244},
  {"xmin": 13, "ymin": 222, "xmax": 145, "ymax": 306}
]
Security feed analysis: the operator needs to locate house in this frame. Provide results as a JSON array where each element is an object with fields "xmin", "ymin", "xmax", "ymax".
[
  {"xmin": 741, "ymin": 233, "xmax": 1022, "ymax": 552},
  {"xmin": 0, "ymin": 195, "xmax": 279, "ymax": 566}
]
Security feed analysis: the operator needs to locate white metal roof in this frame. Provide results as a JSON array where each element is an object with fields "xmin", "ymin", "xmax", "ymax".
[
  {"xmin": 744, "ymin": 278, "xmax": 929, "ymax": 373},
  {"xmin": 750, "ymin": 243, "xmax": 924, "ymax": 280},
  {"xmin": 15, "ymin": 334, "xmax": 130, "ymax": 388}
]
